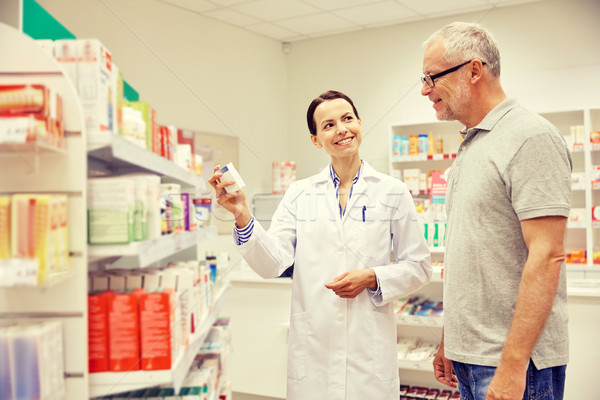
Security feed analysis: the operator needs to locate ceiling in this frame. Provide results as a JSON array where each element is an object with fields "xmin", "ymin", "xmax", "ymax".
[{"xmin": 160, "ymin": 0, "xmax": 543, "ymax": 43}]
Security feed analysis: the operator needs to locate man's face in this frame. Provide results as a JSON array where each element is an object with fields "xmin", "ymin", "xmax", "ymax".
[{"xmin": 421, "ymin": 40, "xmax": 471, "ymax": 124}]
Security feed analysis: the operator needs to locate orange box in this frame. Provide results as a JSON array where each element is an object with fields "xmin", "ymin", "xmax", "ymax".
[
  {"xmin": 140, "ymin": 288, "xmax": 175, "ymax": 370},
  {"xmin": 107, "ymin": 290, "xmax": 143, "ymax": 372},
  {"xmin": 88, "ymin": 292, "xmax": 110, "ymax": 372}
]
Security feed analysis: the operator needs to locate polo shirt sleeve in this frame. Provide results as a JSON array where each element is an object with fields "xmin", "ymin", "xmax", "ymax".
[{"xmin": 504, "ymin": 132, "xmax": 572, "ymax": 220}]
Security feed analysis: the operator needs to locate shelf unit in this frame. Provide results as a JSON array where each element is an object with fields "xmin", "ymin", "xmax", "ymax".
[
  {"xmin": 1, "ymin": 23, "xmax": 226, "ymax": 399},
  {"xmin": 389, "ymin": 108, "xmax": 600, "ymax": 279},
  {"xmin": 88, "ymin": 285, "xmax": 231, "ymax": 397},
  {"xmin": 0, "ymin": 21, "xmax": 89, "ymax": 397}
]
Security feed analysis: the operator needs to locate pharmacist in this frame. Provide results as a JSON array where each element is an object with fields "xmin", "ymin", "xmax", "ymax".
[{"xmin": 209, "ymin": 90, "xmax": 431, "ymax": 400}]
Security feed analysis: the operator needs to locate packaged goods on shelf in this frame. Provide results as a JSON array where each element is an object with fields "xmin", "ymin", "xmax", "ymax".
[
  {"xmin": 397, "ymin": 337, "xmax": 439, "ymax": 362},
  {"xmin": 128, "ymin": 101, "xmax": 159, "ymax": 154},
  {"xmin": 159, "ymin": 125, "xmax": 177, "ymax": 160},
  {"xmin": 0, "ymin": 321, "xmax": 66, "ymax": 400},
  {"xmin": 193, "ymin": 197, "xmax": 213, "ymax": 229},
  {"xmin": 391, "ymin": 134, "xmax": 444, "ymax": 160},
  {"xmin": 177, "ymin": 129, "xmax": 196, "ymax": 172},
  {"xmin": 88, "ymin": 256, "xmax": 225, "ymax": 375},
  {"xmin": 0, "ymin": 84, "xmax": 65, "ymax": 148},
  {"xmin": 566, "ymin": 249, "xmax": 586, "ymax": 264},
  {"xmin": 121, "ymin": 106, "xmax": 146, "ymax": 148},
  {"xmin": 107, "ymin": 290, "xmax": 143, "ymax": 372},
  {"xmin": 53, "ymin": 39, "xmax": 78, "ymax": 90},
  {"xmin": 414, "ymin": 199, "xmax": 447, "ymax": 248},
  {"xmin": 139, "ymin": 288, "xmax": 179, "ymax": 371},
  {"xmin": 160, "ymin": 183, "xmax": 182, "ymax": 235},
  {"xmin": 88, "ymin": 177, "xmax": 135, "ymax": 244},
  {"xmin": 88, "ymin": 291, "xmax": 110, "ymax": 372},
  {"xmin": 568, "ymin": 208, "xmax": 586, "ymax": 228},
  {"xmin": 77, "ymin": 39, "xmax": 112, "ymax": 135},
  {"xmin": 124, "ymin": 173, "xmax": 162, "ymax": 240},
  {"xmin": 395, "ymin": 296, "xmax": 443, "ymax": 318},
  {"xmin": 0, "ymin": 196, "xmax": 9, "ymax": 259},
  {"xmin": 272, "ymin": 161, "xmax": 296, "ymax": 195},
  {"xmin": 400, "ymin": 384, "xmax": 458, "ymax": 400},
  {"xmin": 6, "ymin": 194, "xmax": 70, "ymax": 284}
]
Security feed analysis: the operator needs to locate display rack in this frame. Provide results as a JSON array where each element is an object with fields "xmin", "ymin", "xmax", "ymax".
[
  {"xmin": 1, "ymin": 22, "xmax": 225, "ymax": 398},
  {"xmin": 0, "ymin": 22, "xmax": 89, "ymax": 398},
  {"xmin": 88, "ymin": 285, "xmax": 231, "ymax": 397},
  {"xmin": 88, "ymin": 133, "xmax": 205, "ymax": 190},
  {"xmin": 89, "ymin": 226, "xmax": 217, "ymax": 269}
]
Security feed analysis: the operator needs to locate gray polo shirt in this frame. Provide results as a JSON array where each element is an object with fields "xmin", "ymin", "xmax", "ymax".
[{"xmin": 444, "ymin": 98, "xmax": 572, "ymax": 369}]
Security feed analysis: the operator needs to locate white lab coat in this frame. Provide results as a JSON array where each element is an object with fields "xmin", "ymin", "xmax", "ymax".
[{"xmin": 236, "ymin": 162, "xmax": 431, "ymax": 400}]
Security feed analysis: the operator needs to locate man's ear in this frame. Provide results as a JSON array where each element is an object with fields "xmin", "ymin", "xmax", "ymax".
[{"xmin": 470, "ymin": 59, "xmax": 485, "ymax": 83}]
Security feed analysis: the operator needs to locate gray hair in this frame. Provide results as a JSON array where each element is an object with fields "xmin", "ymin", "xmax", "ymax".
[{"xmin": 423, "ymin": 22, "xmax": 501, "ymax": 78}]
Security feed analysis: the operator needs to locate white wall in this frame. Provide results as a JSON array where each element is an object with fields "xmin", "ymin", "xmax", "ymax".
[
  {"xmin": 35, "ymin": 0, "xmax": 290, "ymax": 194},
  {"xmin": 286, "ymin": 0, "xmax": 600, "ymax": 178}
]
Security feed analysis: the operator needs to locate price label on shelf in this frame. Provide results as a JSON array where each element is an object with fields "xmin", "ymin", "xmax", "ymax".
[{"xmin": 0, "ymin": 117, "xmax": 30, "ymax": 144}]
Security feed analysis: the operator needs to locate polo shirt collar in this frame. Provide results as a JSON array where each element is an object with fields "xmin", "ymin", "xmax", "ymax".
[{"xmin": 460, "ymin": 98, "xmax": 519, "ymax": 138}]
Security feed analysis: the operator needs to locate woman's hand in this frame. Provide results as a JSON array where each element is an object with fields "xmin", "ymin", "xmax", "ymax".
[
  {"xmin": 208, "ymin": 165, "xmax": 252, "ymax": 227},
  {"xmin": 325, "ymin": 269, "xmax": 377, "ymax": 298}
]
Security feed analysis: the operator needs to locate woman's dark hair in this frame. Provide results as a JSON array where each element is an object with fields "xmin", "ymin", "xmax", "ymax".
[{"xmin": 306, "ymin": 90, "xmax": 359, "ymax": 136}]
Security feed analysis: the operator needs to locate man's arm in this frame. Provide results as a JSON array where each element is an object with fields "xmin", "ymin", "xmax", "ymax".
[{"xmin": 487, "ymin": 215, "xmax": 567, "ymax": 399}]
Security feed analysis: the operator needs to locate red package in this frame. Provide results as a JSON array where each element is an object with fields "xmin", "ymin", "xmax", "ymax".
[
  {"xmin": 107, "ymin": 290, "xmax": 143, "ymax": 372},
  {"xmin": 140, "ymin": 289, "xmax": 174, "ymax": 370},
  {"xmin": 88, "ymin": 291, "xmax": 111, "ymax": 372}
]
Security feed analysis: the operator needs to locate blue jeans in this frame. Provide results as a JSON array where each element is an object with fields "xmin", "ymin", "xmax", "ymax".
[{"xmin": 452, "ymin": 360, "xmax": 566, "ymax": 400}]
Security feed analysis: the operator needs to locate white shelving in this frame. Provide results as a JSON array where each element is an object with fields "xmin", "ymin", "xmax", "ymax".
[
  {"xmin": 89, "ymin": 226, "xmax": 217, "ymax": 268},
  {"xmin": 89, "ymin": 285, "xmax": 231, "ymax": 397},
  {"xmin": 87, "ymin": 134, "xmax": 205, "ymax": 190},
  {"xmin": 0, "ymin": 22, "xmax": 88, "ymax": 399},
  {"xmin": 0, "ymin": 22, "xmax": 226, "ymax": 399}
]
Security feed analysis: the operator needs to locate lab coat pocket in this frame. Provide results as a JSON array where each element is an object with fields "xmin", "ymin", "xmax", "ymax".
[
  {"xmin": 287, "ymin": 312, "xmax": 308, "ymax": 381},
  {"xmin": 371, "ymin": 311, "xmax": 399, "ymax": 382},
  {"xmin": 355, "ymin": 211, "xmax": 391, "ymax": 261}
]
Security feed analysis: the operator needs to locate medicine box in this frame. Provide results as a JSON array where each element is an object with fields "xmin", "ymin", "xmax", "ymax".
[{"xmin": 77, "ymin": 39, "xmax": 112, "ymax": 135}]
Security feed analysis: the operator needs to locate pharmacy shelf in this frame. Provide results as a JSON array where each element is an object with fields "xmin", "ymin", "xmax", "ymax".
[
  {"xmin": 89, "ymin": 284, "xmax": 231, "ymax": 397},
  {"xmin": 567, "ymin": 279, "xmax": 600, "ymax": 297},
  {"xmin": 391, "ymin": 153, "xmax": 457, "ymax": 163},
  {"xmin": 397, "ymin": 358, "xmax": 434, "ymax": 372},
  {"xmin": 0, "ymin": 141, "xmax": 67, "ymax": 155},
  {"xmin": 0, "ymin": 258, "xmax": 75, "ymax": 288},
  {"xmin": 88, "ymin": 227, "xmax": 217, "ymax": 268},
  {"xmin": 396, "ymin": 314, "xmax": 443, "ymax": 328},
  {"xmin": 87, "ymin": 133, "xmax": 204, "ymax": 189}
]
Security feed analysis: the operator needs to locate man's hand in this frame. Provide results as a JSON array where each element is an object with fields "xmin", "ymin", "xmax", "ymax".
[{"xmin": 433, "ymin": 343, "xmax": 457, "ymax": 387}]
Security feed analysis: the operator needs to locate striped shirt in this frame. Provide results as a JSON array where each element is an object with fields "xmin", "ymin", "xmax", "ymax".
[{"xmin": 330, "ymin": 161, "xmax": 363, "ymax": 218}]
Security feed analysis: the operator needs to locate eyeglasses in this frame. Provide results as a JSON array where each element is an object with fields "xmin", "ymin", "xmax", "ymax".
[{"xmin": 421, "ymin": 60, "xmax": 486, "ymax": 88}]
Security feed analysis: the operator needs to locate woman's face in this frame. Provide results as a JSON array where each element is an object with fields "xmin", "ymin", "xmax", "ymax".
[{"xmin": 311, "ymin": 98, "xmax": 362, "ymax": 161}]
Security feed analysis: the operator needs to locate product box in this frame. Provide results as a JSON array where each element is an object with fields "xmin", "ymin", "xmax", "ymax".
[
  {"xmin": 128, "ymin": 101, "xmax": 159, "ymax": 154},
  {"xmin": 77, "ymin": 39, "xmax": 112, "ymax": 135},
  {"xmin": 403, "ymin": 168, "xmax": 420, "ymax": 194},
  {"xmin": 139, "ymin": 289, "xmax": 176, "ymax": 370},
  {"xmin": 10, "ymin": 194, "xmax": 57, "ymax": 284},
  {"xmin": 54, "ymin": 39, "xmax": 78, "ymax": 88},
  {"xmin": 35, "ymin": 39, "xmax": 54, "ymax": 57},
  {"xmin": 6, "ymin": 322, "xmax": 66, "ymax": 400},
  {"xmin": 88, "ymin": 291, "xmax": 110, "ymax": 372},
  {"xmin": 110, "ymin": 65, "xmax": 123, "ymax": 135},
  {"xmin": 0, "ymin": 196, "xmax": 10, "ymax": 259},
  {"xmin": 87, "ymin": 177, "xmax": 135, "ymax": 244},
  {"xmin": 107, "ymin": 290, "xmax": 142, "ymax": 372},
  {"xmin": 177, "ymin": 129, "xmax": 195, "ymax": 169}
]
